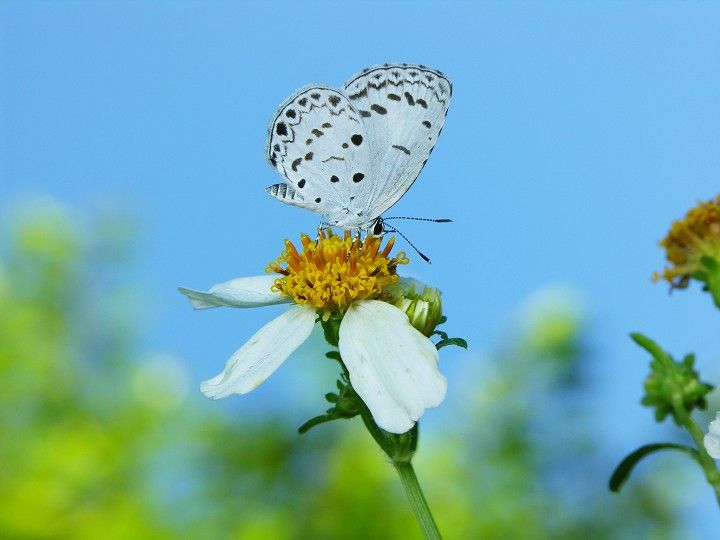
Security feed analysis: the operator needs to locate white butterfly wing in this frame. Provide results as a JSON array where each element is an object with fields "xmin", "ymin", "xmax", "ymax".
[
  {"xmin": 343, "ymin": 64, "xmax": 452, "ymax": 218},
  {"xmin": 265, "ymin": 86, "xmax": 375, "ymax": 227}
]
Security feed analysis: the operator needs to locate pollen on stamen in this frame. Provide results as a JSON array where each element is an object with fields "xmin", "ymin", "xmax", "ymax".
[{"xmin": 266, "ymin": 229, "xmax": 409, "ymax": 313}]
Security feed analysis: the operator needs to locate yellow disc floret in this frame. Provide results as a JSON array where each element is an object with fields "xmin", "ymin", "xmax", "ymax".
[
  {"xmin": 655, "ymin": 194, "xmax": 720, "ymax": 286},
  {"xmin": 266, "ymin": 229, "xmax": 409, "ymax": 314}
]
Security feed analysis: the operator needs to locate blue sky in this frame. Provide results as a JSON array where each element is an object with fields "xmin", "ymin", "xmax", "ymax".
[{"xmin": 2, "ymin": 0, "xmax": 720, "ymax": 532}]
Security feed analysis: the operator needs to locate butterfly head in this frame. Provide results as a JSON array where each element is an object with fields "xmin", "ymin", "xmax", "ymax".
[{"xmin": 370, "ymin": 218, "xmax": 385, "ymax": 237}]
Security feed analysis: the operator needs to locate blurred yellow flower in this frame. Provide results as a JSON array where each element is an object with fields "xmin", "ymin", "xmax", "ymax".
[{"xmin": 655, "ymin": 194, "xmax": 720, "ymax": 288}]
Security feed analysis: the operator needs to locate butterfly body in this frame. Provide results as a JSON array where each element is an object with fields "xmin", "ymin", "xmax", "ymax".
[{"xmin": 265, "ymin": 64, "xmax": 451, "ymax": 232}]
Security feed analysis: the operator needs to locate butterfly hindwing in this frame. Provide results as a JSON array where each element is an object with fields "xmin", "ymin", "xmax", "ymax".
[
  {"xmin": 266, "ymin": 86, "xmax": 374, "ymax": 225},
  {"xmin": 343, "ymin": 64, "xmax": 452, "ymax": 218}
]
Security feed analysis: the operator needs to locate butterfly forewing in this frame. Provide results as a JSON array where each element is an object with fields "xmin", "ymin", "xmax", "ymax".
[
  {"xmin": 266, "ymin": 86, "xmax": 374, "ymax": 226},
  {"xmin": 343, "ymin": 64, "xmax": 452, "ymax": 218}
]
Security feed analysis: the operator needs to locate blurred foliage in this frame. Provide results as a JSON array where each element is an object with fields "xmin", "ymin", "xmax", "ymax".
[{"xmin": 0, "ymin": 201, "xmax": 681, "ymax": 539}]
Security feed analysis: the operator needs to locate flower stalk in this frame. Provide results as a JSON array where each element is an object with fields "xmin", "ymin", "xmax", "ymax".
[{"xmin": 394, "ymin": 461, "xmax": 442, "ymax": 540}]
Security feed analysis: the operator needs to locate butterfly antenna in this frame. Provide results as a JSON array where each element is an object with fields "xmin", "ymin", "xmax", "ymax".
[
  {"xmin": 383, "ymin": 223, "xmax": 432, "ymax": 264},
  {"xmin": 384, "ymin": 216, "xmax": 453, "ymax": 223}
]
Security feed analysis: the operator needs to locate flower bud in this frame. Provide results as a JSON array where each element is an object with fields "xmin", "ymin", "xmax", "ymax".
[
  {"xmin": 387, "ymin": 278, "xmax": 443, "ymax": 337},
  {"xmin": 634, "ymin": 333, "xmax": 713, "ymax": 424}
]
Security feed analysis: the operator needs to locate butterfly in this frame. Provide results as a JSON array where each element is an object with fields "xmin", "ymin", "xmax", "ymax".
[{"xmin": 265, "ymin": 63, "xmax": 452, "ymax": 235}]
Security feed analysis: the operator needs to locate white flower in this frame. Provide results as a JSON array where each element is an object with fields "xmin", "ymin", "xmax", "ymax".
[
  {"xmin": 704, "ymin": 412, "xmax": 720, "ymax": 459},
  {"xmin": 179, "ymin": 231, "xmax": 447, "ymax": 434}
]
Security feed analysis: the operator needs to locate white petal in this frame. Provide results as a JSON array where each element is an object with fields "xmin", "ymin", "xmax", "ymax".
[
  {"xmin": 704, "ymin": 433, "xmax": 720, "ymax": 459},
  {"xmin": 201, "ymin": 305, "xmax": 315, "ymax": 398},
  {"xmin": 709, "ymin": 413, "xmax": 720, "ymax": 437},
  {"xmin": 339, "ymin": 300, "xmax": 447, "ymax": 433},
  {"xmin": 179, "ymin": 275, "xmax": 290, "ymax": 309}
]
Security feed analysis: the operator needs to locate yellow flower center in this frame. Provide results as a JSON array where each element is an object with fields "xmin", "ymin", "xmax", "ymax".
[
  {"xmin": 266, "ymin": 229, "xmax": 408, "ymax": 313},
  {"xmin": 655, "ymin": 195, "xmax": 720, "ymax": 286}
]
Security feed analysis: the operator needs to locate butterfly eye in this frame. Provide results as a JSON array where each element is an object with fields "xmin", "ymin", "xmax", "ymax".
[{"xmin": 372, "ymin": 220, "xmax": 384, "ymax": 236}]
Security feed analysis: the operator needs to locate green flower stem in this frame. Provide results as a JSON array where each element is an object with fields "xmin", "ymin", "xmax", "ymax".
[
  {"xmin": 393, "ymin": 461, "xmax": 442, "ymax": 540},
  {"xmin": 673, "ymin": 396, "xmax": 720, "ymax": 505},
  {"xmin": 358, "ymin": 407, "xmax": 441, "ymax": 539}
]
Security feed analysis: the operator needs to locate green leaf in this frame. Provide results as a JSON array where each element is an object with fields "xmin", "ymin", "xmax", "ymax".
[
  {"xmin": 630, "ymin": 333, "xmax": 671, "ymax": 364},
  {"xmin": 298, "ymin": 414, "xmax": 339, "ymax": 434},
  {"xmin": 436, "ymin": 337, "xmax": 468, "ymax": 350},
  {"xmin": 432, "ymin": 330, "xmax": 449, "ymax": 340},
  {"xmin": 609, "ymin": 443, "xmax": 700, "ymax": 492},
  {"xmin": 325, "ymin": 351, "xmax": 342, "ymax": 362}
]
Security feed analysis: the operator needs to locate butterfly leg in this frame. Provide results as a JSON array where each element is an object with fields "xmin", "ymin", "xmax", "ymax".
[{"xmin": 315, "ymin": 221, "xmax": 331, "ymax": 244}]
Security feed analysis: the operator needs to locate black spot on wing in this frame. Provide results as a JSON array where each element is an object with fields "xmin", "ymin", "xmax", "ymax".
[
  {"xmin": 422, "ymin": 120, "xmax": 431, "ymax": 128},
  {"xmin": 276, "ymin": 122, "xmax": 288, "ymax": 136},
  {"xmin": 328, "ymin": 95, "xmax": 341, "ymax": 107},
  {"xmin": 353, "ymin": 173, "xmax": 364, "ymax": 183},
  {"xmin": 360, "ymin": 110, "xmax": 371, "ymax": 118},
  {"xmin": 349, "ymin": 87, "xmax": 368, "ymax": 100},
  {"xmin": 388, "ymin": 93, "xmax": 401, "ymax": 101},
  {"xmin": 298, "ymin": 98, "xmax": 307, "ymax": 106},
  {"xmin": 331, "ymin": 175, "xmax": 339, "ymax": 183},
  {"xmin": 321, "ymin": 122, "xmax": 332, "ymax": 128},
  {"xmin": 392, "ymin": 145, "xmax": 411, "ymax": 155},
  {"xmin": 416, "ymin": 98, "xmax": 428, "ymax": 109},
  {"xmin": 304, "ymin": 152, "xmax": 313, "ymax": 161},
  {"xmin": 311, "ymin": 129, "xmax": 324, "ymax": 137},
  {"xmin": 285, "ymin": 109, "xmax": 296, "ymax": 118},
  {"xmin": 291, "ymin": 158, "xmax": 302, "ymax": 172},
  {"xmin": 351, "ymin": 134, "xmax": 363, "ymax": 146},
  {"xmin": 370, "ymin": 104, "xmax": 387, "ymax": 115},
  {"xmin": 298, "ymin": 179, "xmax": 306, "ymax": 188},
  {"xmin": 404, "ymin": 92, "xmax": 415, "ymax": 106}
]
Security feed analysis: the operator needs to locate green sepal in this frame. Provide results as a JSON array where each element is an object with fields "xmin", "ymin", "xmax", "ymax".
[
  {"xmin": 319, "ymin": 314, "xmax": 342, "ymax": 347},
  {"xmin": 359, "ymin": 408, "xmax": 419, "ymax": 464},
  {"xmin": 609, "ymin": 442, "xmax": 700, "ymax": 492}
]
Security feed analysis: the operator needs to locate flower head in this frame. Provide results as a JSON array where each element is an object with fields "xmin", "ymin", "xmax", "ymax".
[
  {"xmin": 179, "ymin": 231, "xmax": 446, "ymax": 434},
  {"xmin": 655, "ymin": 195, "xmax": 720, "ymax": 289},
  {"xmin": 267, "ymin": 229, "xmax": 408, "ymax": 314}
]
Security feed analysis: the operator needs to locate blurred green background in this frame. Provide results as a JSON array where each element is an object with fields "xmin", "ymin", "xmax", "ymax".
[
  {"xmin": 0, "ymin": 203, "xmax": 688, "ymax": 539},
  {"xmin": 3, "ymin": 1, "xmax": 720, "ymax": 538}
]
